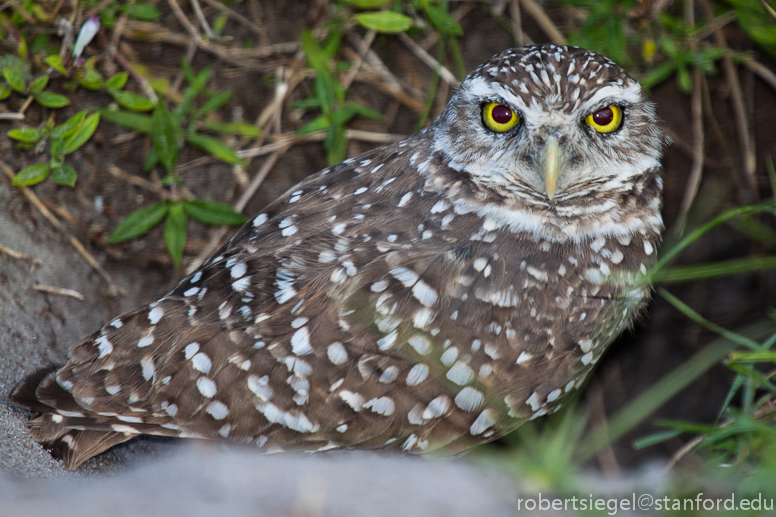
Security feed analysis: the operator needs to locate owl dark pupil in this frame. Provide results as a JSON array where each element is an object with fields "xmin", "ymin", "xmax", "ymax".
[
  {"xmin": 593, "ymin": 107, "xmax": 614, "ymax": 126},
  {"xmin": 492, "ymin": 104, "xmax": 513, "ymax": 124}
]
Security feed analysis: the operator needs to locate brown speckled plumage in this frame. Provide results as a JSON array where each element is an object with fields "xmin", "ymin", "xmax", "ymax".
[{"xmin": 10, "ymin": 45, "xmax": 667, "ymax": 469}]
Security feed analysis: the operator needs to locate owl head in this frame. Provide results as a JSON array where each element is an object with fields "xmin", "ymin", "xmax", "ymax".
[{"xmin": 431, "ymin": 45, "xmax": 667, "ymax": 209}]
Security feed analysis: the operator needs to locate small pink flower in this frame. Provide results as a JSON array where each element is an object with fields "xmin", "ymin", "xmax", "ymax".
[{"xmin": 73, "ymin": 16, "xmax": 100, "ymax": 59}]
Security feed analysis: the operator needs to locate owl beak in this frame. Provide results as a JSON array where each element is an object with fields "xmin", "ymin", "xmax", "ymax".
[{"xmin": 539, "ymin": 137, "xmax": 566, "ymax": 200}]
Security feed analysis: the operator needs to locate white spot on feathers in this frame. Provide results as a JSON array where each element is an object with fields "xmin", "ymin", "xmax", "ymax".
[
  {"xmin": 446, "ymin": 361, "xmax": 474, "ymax": 385},
  {"xmin": 248, "ymin": 375, "xmax": 273, "ymax": 401},
  {"xmin": 339, "ymin": 390, "xmax": 365, "ymax": 411},
  {"xmin": 140, "ymin": 356, "xmax": 155, "ymax": 381},
  {"xmin": 327, "ymin": 342, "xmax": 348, "ymax": 364},
  {"xmin": 148, "ymin": 307, "xmax": 164, "ymax": 324},
  {"xmin": 184, "ymin": 342, "xmax": 200, "ymax": 359},
  {"xmin": 470, "ymin": 409, "xmax": 496, "ymax": 435},
  {"xmin": 390, "ymin": 267, "xmax": 419, "ymax": 287},
  {"xmin": 192, "ymin": 352, "xmax": 212, "ymax": 374},
  {"xmin": 291, "ymin": 327, "xmax": 313, "ymax": 355},
  {"xmin": 455, "ymin": 387, "xmax": 484, "ymax": 411},
  {"xmin": 364, "ymin": 396, "xmax": 395, "ymax": 416},
  {"xmin": 406, "ymin": 364, "xmax": 429, "ymax": 386},
  {"xmin": 95, "ymin": 336, "xmax": 113, "ymax": 358},
  {"xmin": 137, "ymin": 333, "xmax": 154, "ymax": 348},
  {"xmin": 411, "ymin": 281, "xmax": 438, "ymax": 307},
  {"xmin": 197, "ymin": 377, "xmax": 217, "ymax": 397},
  {"xmin": 206, "ymin": 401, "xmax": 229, "ymax": 420},
  {"xmin": 230, "ymin": 262, "xmax": 247, "ymax": 279}
]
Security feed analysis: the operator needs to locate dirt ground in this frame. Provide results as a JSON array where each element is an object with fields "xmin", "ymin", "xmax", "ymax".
[{"xmin": 1, "ymin": 0, "xmax": 776, "ymax": 486}]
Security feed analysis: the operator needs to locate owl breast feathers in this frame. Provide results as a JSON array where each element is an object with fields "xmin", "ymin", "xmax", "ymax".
[{"xmin": 10, "ymin": 45, "xmax": 666, "ymax": 469}]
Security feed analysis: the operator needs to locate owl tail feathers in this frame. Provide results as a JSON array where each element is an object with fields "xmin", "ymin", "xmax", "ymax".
[{"xmin": 8, "ymin": 366, "xmax": 134, "ymax": 470}]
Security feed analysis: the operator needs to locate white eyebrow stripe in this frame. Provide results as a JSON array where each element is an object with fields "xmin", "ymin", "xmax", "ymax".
[
  {"xmin": 583, "ymin": 83, "xmax": 642, "ymax": 109},
  {"xmin": 465, "ymin": 76, "xmax": 496, "ymax": 99}
]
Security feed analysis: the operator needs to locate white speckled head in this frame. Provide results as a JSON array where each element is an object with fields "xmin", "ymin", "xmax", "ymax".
[{"xmin": 432, "ymin": 45, "xmax": 666, "ymax": 208}]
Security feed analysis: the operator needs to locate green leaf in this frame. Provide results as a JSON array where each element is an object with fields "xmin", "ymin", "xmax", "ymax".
[
  {"xmin": 50, "ymin": 137, "xmax": 65, "ymax": 159},
  {"xmin": 44, "ymin": 55, "xmax": 67, "ymax": 74},
  {"xmin": 291, "ymin": 98, "xmax": 323, "ymax": 110},
  {"xmin": 330, "ymin": 105, "xmax": 359, "ymax": 126},
  {"xmin": 121, "ymin": 2, "xmax": 162, "ymax": 21},
  {"xmin": 12, "ymin": 163, "xmax": 51, "ymax": 186},
  {"xmin": 301, "ymin": 29, "xmax": 343, "ymax": 111},
  {"xmin": 186, "ymin": 133, "xmax": 247, "ymax": 165},
  {"xmin": 174, "ymin": 66, "xmax": 212, "ymax": 121},
  {"xmin": 184, "ymin": 199, "xmax": 248, "ymax": 226},
  {"xmin": 342, "ymin": 0, "xmax": 389, "ymax": 7},
  {"xmin": 106, "ymin": 72, "xmax": 129, "ymax": 90},
  {"xmin": 108, "ymin": 202, "xmax": 169, "ymax": 243},
  {"xmin": 151, "ymin": 102, "xmax": 179, "ymax": 172},
  {"xmin": 181, "ymin": 58, "xmax": 196, "ymax": 85},
  {"xmin": 8, "ymin": 127, "xmax": 43, "ymax": 143},
  {"xmin": 653, "ymin": 256, "xmax": 776, "ymax": 284},
  {"xmin": 51, "ymin": 110, "xmax": 87, "ymax": 139},
  {"xmin": 3, "ymin": 66, "xmax": 25, "ymax": 92},
  {"xmin": 196, "ymin": 90, "xmax": 232, "ymax": 116},
  {"xmin": 353, "ymin": 11, "xmax": 413, "ymax": 33},
  {"xmin": 99, "ymin": 108, "xmax": 153, "ymax": 133},
  {"xmin": 51, "ymin": 164, "xmax": 77, "ymax": 186},
  {"xmin": 61, "ymin": 112, "xmax": 100, "ymax": 155},
  {"xmin": 0, "ymin": 83, "xmax": 11, "ymax": 100},
  {"xmin": 3, "ymin": 66, "xmax": 26, "ymax": 92},
  {"xmin": 728, "ymin": 351, "xmax": 776, "ymax": 363},
  {"xmin": 638, "ymin": 60, "xmax": 677, "ymax": 90},
  {"xmin": 144, "ymin": 146, "xmax": 159, "ymax": 171},
  {"xmin": 345, "ymin": 101, "xmax": 383, "ymax": 120},
  {"xmin": 33, "ymin": 91, "xmax": 70, "ymax": 108},
  {"xmin": 296, "ymin": 115, "xmax": 331, "ymax": 135},
  {"xmin": 202, "ymin": 121, "xmax": 261, "ymax": 137},
  {"xmin": 326, "ymin": 127, "xmax": 347, "ymax": 165},
  {"xmin": 423, "ymin": 4, "xmax": 463, "ymax": 36},
  {"xmin": 164, "ymin": 203, "xmax": 187, "ymax": 266},
  {"xmin": 110, "ymin": 89, "xmax": 154, "ymax": 111},
  {"xmin": 676, "ymin": 63, "xmax": 692, "ymax": 93},
  {"xmin": 632, "ymin": 430, "xmax": 683, "ymax": 450},
  {"xmin": 28, "ymin": 74, "xmax": 48, "ymax": 92},
  {"xmin": 212, "ymin": 12, "xmax": 228, "ymax": 35},
  {"xmin": 77, "ymin": 66, "xmax": 104, "ymax": 90}
]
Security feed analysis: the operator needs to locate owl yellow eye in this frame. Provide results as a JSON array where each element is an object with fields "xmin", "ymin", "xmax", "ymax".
[
  {"xmin": 585, "ymin": 106, "xmax": 623, "ymax": 133},
  {"xmin": 482, "ymin": 103, "xmax": 520, "ymax": 132}
]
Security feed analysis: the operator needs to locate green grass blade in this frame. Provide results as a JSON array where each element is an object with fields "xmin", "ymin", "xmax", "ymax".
[
  {"xmin": 652, "ymin": 256, "xmax": 776, "ymax": 283},
  {"xmin": 577, "ymin": 318, "xmax": 776, "ymax": 461}
]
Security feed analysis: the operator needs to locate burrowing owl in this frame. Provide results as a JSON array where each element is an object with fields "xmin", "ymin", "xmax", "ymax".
[{"xmin": 10, "ymin": 45, "xmax": 666, "ymax": 469}]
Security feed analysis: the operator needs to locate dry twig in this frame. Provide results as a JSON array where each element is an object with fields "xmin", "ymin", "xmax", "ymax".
[
  {"xmin": 510, "ymin": 0, "xmax": 532, "ymax": 46},
  {"xmin": 199, "ymin": 0, "xmax": 264, "ymax": 38},
  {"xmin": 0, "ymin": 244, "xmax": 42, "ymax": 266},
  {"xmin": 742, "ymin": 57, "xmax": 776, "ymax": 93},
  {"xmin": 0, "ymin": 95, "xmax": 34, "ymax": 120},
  {"xmin": 30, "ymin": 283, "xmax": 85, "ymax": 300},
  {"xmin": 397, "ymin": 32, "xmax": 461, "ymax": 88},
  {"xmin": 701, "ymin": 0, "xmax": 757, "ymax": 201},
  {"xmin": 519, "ymin": 0, "xmax": 566, "ymax": 45},
  {"xmin": 238, "ymin": 130, "xmax": 406, "ymax": 160},
  {"xmin": 673, "ymin": 1, "xmax": 705, "ymax": 235},
  {"xmin": 342, "ymin": 30, "xmax": 376, "ymax": 90}
]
